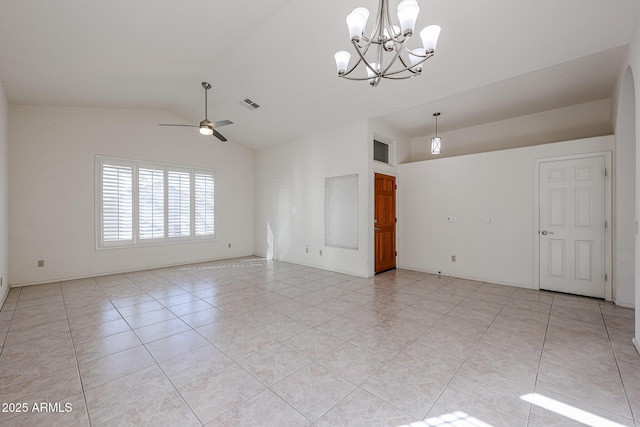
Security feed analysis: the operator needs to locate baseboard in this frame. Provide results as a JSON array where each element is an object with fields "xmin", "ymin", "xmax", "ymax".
[
  {"xmin": 0, "ymin": 282, "xmax": 9, "ymax": 311},
  {"xmin": 10, "ymin": 253, "xmax": 257, "ymax": 288},
  {"xmin": 397, "ymin": 264, "xmax": 534, "ymax": 289},
  {"xmin": 614, "ymin": 301, "xmax": 636, "ymax": 309},
  {"xmin": 633, "ymin": 338, "xmax": 640, "ymax": 357},
  {"xmin": 273, "ymin": 257, "xmax": 370, "ymax": 279}
]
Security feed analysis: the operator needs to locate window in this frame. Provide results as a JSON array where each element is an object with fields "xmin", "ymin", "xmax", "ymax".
[
  {"xmin": 96, "ymin": 156, "xmax": 216, "ymax": 249},
  {"xmin": 373, "ymin": 139, "xmax": 390, "ymax": 164}
]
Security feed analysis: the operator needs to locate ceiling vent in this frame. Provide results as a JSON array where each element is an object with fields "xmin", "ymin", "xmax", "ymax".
[{"xmin": 240, "ymin": 98, "xmax": 260, "ymax": 110}]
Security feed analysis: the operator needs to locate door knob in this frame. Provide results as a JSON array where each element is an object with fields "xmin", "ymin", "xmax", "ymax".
[
  {"xmin": 541, "ymin": 230, "xmax": 554, "ymax": 235},
  {"xmin": 374, "ymin": 227, "xmax": 380, "ymax": 231}
]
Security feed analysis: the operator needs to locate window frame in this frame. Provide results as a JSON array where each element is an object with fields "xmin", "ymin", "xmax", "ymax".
[{"xmin": 95, "ymin": 155, "xmax": 218, "ymax": 250}]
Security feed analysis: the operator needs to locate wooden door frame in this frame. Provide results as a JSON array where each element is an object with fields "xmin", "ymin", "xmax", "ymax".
[
  {"xmin": 371, "ymin": 171, "xmax": 398, "ymax": 275},
  {"xmin": 533, "ymin": 152, "xmax": 612, "ymax": 301}
]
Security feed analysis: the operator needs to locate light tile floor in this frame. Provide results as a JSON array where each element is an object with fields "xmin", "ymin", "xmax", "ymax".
[{"xmin": 0, "ymin": 257, "xmax": 638, "ymax": 426}]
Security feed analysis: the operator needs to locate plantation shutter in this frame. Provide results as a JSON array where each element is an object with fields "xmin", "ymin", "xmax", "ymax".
[
  {"xmin": 102, "ymin": 163, "xmax": 133, "ymax": 243},
  {"xmin": 195, "ymin": 173, "xmax": 215, "ymax": 236},
  {"xmin": 168, "ymin": 170, "xmax": 191, "ymax": 237},
  {"xmin": 139, "ymin": 168, "xmax": 165, "ymax": 240}
]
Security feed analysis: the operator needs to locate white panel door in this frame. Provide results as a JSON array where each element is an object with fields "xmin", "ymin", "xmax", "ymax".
[{"xmin": 539, "ymin": 156, "xmax": 606, "ymax": 298}]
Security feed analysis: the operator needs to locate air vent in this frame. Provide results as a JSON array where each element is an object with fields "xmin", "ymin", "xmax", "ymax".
[{"xmin": 240, "ymin": 98, "xmax": 260, "ymax": 110}]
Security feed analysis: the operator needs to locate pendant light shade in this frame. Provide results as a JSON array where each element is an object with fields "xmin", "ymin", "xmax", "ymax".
[
  {"xmin": 334, "ymin": 51, "xmax": 351, "ymax": 75},
  {"xmin": 397, "ymin": 0, "xmax": 420, "ymax": 35},
  {"xmin": 421, "ymin": 25, "xmax": 442, "ymax": 52},
  {"xmin": 346, "ymin": 7, "xmax": 370, "ymax": 42},
  {"xmin": 431, "ymin": 112, "xmax": 441, "ymax": 155},
  {"xmin": 431, "ymin": 137, "xmax": 441, "ymax": 155}
]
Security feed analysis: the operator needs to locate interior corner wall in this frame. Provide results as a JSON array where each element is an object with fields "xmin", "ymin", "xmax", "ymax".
[
  {"xmin": 253, "ymin": 120, "xmax": 371, "ymax": 277},
  {"xmin": 623, "ymin": 18, "xmax": 640, "ymax": 352},
  {"xmin": 9, "ymin": 105, "xmax": 254, "ymax": 286},
  {"xmin": 0, "ymin": 81, "xmax": 9, "ymax": 306},
  {"xmin": 398, "ymin": 135, "xmax": 614, "ymax": 289},
  {"xmin": 614, "ymin": 67, "xmax": 637, "ymax": 308}
]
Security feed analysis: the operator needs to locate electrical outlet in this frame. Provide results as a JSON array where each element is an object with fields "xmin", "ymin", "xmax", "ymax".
[
  {"xmin": 228, "ymin": 243, "xmax": 231, "ymax": 248},
  {"xmin": 37, "ymin": 260, "xmax": 44, "ymax": 268},
  {"xmin": 305, "ymin": 247, "xmax": 309, "ymax": 254},
  {"xmin": 451, "ymin": 255, "xmax": 456, "ymax": 262},
  {"xmin": 319, "ymin": 249, "xmax": 323, "ymax": 256}
]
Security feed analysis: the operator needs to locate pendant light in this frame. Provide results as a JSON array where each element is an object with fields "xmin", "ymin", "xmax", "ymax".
[{"xmin": 431, "ymin": 112, "xmax": 441, "ymax": 155}]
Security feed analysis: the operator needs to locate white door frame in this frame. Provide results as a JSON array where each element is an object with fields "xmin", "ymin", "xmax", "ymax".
[{"xmin": 533, "ymin": 151, "xmax": 612, "ymax": 301}]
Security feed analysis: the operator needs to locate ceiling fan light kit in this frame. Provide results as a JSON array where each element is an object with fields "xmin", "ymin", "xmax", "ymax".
[
  {"xmin": 199, "ymin": 121, "xmax": 214, "ymax": 136},
  {"xmin": 334, "ymin": 0, "xmax": 441, "ymax": 86},
  {"xmin": 159, "ymin": 82, "xmax": 233, "ymax": 142}
]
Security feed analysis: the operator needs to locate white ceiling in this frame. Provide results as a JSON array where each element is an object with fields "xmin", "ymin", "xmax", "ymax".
[{"xmin": 0, "ymin": 0, "xmax": 638, "ymax": 150}]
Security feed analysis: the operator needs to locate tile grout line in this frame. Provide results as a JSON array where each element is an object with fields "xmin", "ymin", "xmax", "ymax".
[
  {"xmin": 62, "ymin": 280, "xmax": 95, "ymax": 427},
  {"xmin": 601, "ymin": 301, "xmax": 638, "ymax": 427},
  {"xmin": 526, "ymin": 293, "xmax": 554, "ymax": 427}
]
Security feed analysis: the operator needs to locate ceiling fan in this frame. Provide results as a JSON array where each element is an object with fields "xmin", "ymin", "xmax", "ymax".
[{"xmin": 159, "ymin": 82, "xmax": 233, "ymax": 142}]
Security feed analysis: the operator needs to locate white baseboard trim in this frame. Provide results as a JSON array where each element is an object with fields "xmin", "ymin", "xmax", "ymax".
[
  {"xmin": 633, "ymin": 338, "xmax": 640, "ymax": 357},
  {"xmin": 10, "ymin": 254, "xmax": 257, "ymax": 288},
  {"xmin": 397, "ymin": 264, "xmax": 533, "ymax": 289}
]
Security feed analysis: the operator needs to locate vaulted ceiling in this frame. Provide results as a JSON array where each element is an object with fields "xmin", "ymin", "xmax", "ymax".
[{"xmin": 0, "ymin": 0, "xmax": 638, "ymax": 149}]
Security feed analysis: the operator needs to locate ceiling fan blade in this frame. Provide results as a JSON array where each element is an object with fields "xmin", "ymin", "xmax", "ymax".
[
  {"xmin": 158, "ymin": 124, "xmax": 198, "ymax": 128},
  {"xmin": 211, "ymin": 129, "xmax": 228, "ymax": 142},
  {"xmin": 212, "ymin": 120, "xmax": 233, "ymax": 128}
]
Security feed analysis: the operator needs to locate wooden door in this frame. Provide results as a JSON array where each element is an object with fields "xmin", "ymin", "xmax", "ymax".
[
  {"xmin": 375, "ymin": 173, "xmax": 396, "ymax": 273},
  {"xmin": 539, "ymin": 156, "xmax": 606, "ymax": 298}
]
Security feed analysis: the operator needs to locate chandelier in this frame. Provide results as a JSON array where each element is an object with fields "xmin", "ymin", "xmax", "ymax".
[{"xmin": 334, "ymin": 0, "xmax": 441, "ymax": 87}]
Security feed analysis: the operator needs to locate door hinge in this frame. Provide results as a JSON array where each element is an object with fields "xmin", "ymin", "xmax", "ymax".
[
  {"xmin": 395, "ymin": 184, "xmax": 398, "ymax": 190},
  {"xmin": 605, "ymin": 220, "xmax": 608, "ymax": 229},
  {"xmin": 605, "ymin": 273, "xmax": 608, "ymax": 281},
  {"xmin": 604, "ymin": 168, "xmax": 608, "ymax": 177},
  {"xmin": 395, "ymin": 251, "xmax": 398, "ymax": 256},
  {"xmin": 395, "ymin": 218, "xmax": 397, "ymax": 223}
]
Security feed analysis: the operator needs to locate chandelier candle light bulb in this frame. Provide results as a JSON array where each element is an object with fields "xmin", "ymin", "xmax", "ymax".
[{"xmin": 334, "ymin": 0, "xmax": 441, "ymax": 86}]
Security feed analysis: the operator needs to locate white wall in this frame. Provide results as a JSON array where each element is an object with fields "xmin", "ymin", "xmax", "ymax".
[
  {"xmin": 411, "ymin": 99, "xmax": 612, "ymax": 162},
  {"xmin": 254, "ymin": 120, "xmax": 371, "ymax": 277},
  {"xmin": 398, "ymin": 136, "xmax": 614, "ymax": 289},
  {"xmin": 0, "ymin": 81, "xmax": 9, "ymax": 306},
  {"xmin": 614, "ymin": 67, "xmax": 637, "ymax": 308},
  {"xmin": 9, "ymin": 105, "xmax": 254, "ymax": 286},
  {"xmin": 619, "ymin": 18, "xmax": 640, "ymax": 352}
]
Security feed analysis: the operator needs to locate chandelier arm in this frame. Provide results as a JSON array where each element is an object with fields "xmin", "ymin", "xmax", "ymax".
[
  {"xmin": 373, "ymin": 0, "xmax": 386, "ymax": 42},
  {"xmin": 396, "ymin": 50, "xmax": 434, "ymax": 75},
  {"xmin": 383, "ymin": 0, "xmax": 397, "ymax": 37},
  {"xmin": 340, "ymin": 37, "xmax": 376, "ymax": 78},
  {"xmin": 339, "ymin": 74, "xmax": 388, "ymax": 82},
  {"xmin": 340, "ymin": 54, "xmax": 365, "ymax": 78},
  {"xmin": 350, "ymin": 40, "xmax": 382, "ymax": 77},
  {"xmin": 379, "ymin": 37, "xmax": 410, "ymax": 76}
]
